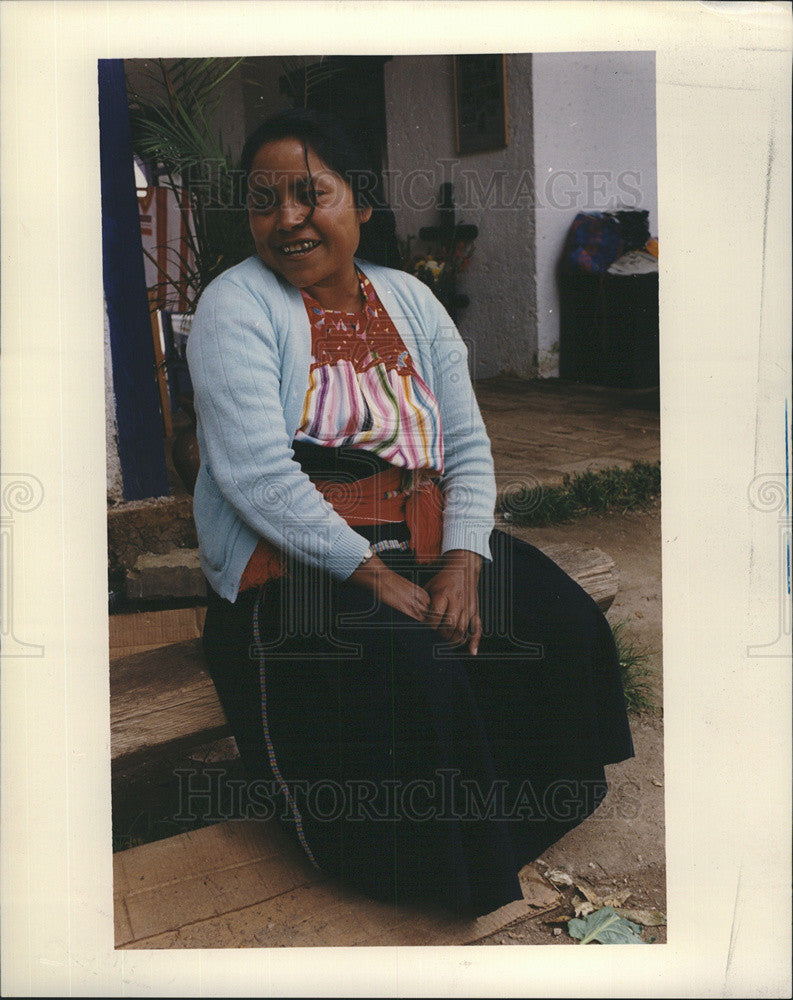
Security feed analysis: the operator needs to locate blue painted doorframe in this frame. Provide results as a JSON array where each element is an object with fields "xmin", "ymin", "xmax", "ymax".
[{"xmin": 99, "ymin": 58, "xmax": 169, "ymax": 500}]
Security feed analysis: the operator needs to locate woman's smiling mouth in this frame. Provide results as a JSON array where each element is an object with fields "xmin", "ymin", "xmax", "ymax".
[{"xmin": 278, "ymin": 239, "xmax": 321, "ymax": 257}]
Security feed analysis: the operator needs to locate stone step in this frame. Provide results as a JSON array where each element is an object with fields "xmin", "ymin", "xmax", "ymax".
[{"xmin": 125, "ymin": 548, "xmax": 206, "ymax": 601}]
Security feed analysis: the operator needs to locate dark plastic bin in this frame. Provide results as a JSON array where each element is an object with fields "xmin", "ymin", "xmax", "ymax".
[{"xmin": 559, "ymin": 270, "xmax": 659, "ymax": 388}]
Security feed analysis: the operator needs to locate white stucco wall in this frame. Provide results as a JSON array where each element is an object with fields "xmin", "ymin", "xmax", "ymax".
[
  {"xmin": 532, "ymin": 51, "xmax": 657, "ymax": 377},
  {"xmin": 383, "ymin": 55, "xmax": 537, "ymax": 380}
]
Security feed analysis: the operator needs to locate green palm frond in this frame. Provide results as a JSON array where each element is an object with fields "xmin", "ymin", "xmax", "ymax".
[
  {"xmin": 128, "ymin": 57, "xmax": 243, "ymax": 175},
  {"xmin": 279, "ymin": 55, "xmax": 345, "ymax": 107},
  {"xmin": 128, "ymin": 54, "xmax": 349, "ymax": 310},
  {"xmin": 127, "ymin": 57, "xmax": 250, "ymax": 309}
]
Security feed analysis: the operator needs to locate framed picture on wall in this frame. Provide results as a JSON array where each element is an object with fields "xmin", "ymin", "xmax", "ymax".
[{"xmin": 453, "ymin": 53, "xmax": 508, "ymax": 154}]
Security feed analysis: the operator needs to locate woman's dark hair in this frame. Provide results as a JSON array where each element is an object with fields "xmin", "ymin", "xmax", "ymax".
[
  {"xmin": 240, "ymin": 107, "xmax": 377, "ymax": 210},
  {"xmin": 240, "ymin": 107, "xmax": 402, "ymax": 267}
]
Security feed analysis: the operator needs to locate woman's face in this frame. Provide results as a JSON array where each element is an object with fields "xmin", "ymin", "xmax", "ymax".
[{"xmin": 247, "ymin": 137, "xmax": 372, "ymax": 305}]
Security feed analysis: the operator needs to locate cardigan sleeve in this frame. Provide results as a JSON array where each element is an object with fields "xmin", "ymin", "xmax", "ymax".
[
  {"xmin": 187, "ymin": 275, "xmax": 371, "ymax": 581},
  {"xmin": 423, "ymin": 290, "xmax": 497, "ymax": 561}
]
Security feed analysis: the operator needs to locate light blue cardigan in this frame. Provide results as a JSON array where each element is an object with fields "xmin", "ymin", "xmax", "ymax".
[{"xmin": 186, "ymin": 255, "xmax": 497, "ymax": 602}]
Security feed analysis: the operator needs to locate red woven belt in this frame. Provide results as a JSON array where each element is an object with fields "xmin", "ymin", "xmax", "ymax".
[{"xmin": 238, "ymin": 466, "xmax": 444, "ymax": 593}]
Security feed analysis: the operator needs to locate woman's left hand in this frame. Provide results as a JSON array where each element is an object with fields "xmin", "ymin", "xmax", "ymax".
[{"xmin": 424, "ymin": 549, "xmax": 483, "ymax": 656}]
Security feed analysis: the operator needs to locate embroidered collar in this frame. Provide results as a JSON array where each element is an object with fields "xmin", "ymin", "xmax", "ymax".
[{"xmin": 300, "ymin": 267, "xmax": 380, "ymax": 323}]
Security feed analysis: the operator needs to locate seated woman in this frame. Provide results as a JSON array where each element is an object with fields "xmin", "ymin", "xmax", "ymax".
[{"xmin": 187, "ymin": 108, "xmax": 633, "ymax": 918}]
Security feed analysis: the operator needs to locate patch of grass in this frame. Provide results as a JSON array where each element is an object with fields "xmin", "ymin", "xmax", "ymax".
[
  {"xmin": 610, "ymin": 618, "xmax": 656, "ymax": 716},
  {"xmin": 500, "ymin": 461, "xmax": 661, "ymax": 527},
  {"xmin": 501, "ymin": 482, "xmax": 581, "ymax": 527},
  {"xmin": 568, "ymin": 461, "xmax": 661, "ymax": 513}
]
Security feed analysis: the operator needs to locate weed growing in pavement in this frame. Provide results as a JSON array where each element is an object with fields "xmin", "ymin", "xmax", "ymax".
[
  {"xmin": 500, "ymin": 461, "xmax": 661, "ymax": 527},
  {"xmin": 610, "ymin": 618, "xmax": 656, "ymax": 715}
]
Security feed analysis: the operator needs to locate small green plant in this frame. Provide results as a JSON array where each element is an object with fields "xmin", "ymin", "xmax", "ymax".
[
  {"xmin": 567, "ymin": 461, "xmax": 661, "ymax": 513},
  {"xmin": 500, "ymin": 461, "xmax": 660, "ymax": 527},
  {"xmin": 610, "ymin": 618, "xmax": 656, "ymax": 715},
  {"xmin": 568, "ymin": 905, "xmax": 645, "ymax": 944},
  {"xmin": 500, "ymin": 481, "xmax": 580, "ymax": 526}
]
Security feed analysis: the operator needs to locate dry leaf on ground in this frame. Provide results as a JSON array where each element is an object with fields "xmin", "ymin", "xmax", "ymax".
[
  {"xmin": 615, "ymin": 908, "xmax": 666, "ymax": 926},
  {"xmin": 574, "ymin": 881, "xmax": 631, "ymax": 908},
  {"xmin": 572, "ymin": 895, "xmax": 596, "ymax": 918},
  {"xmin": 519, "ymin": 866, "xmax": 563, "ymax": 909},
  {"xmin": 601, "ymin": 888, "xmax": 632, "ymax": 908}
]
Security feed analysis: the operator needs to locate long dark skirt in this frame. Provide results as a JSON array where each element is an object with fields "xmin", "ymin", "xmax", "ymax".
[{"xmin": 202, "ymin": 525, "xmax": 634, "ymax": 918}]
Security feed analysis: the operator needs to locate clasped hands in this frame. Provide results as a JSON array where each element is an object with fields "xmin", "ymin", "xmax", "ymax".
[{"xmin": 349, "ymin": 548, "xmax": 483, "ymax": 656}]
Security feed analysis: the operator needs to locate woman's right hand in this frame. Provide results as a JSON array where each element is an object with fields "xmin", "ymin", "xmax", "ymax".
[{"xmin": 348, "ymin": 553, "xmax": 431, "ymax": 622}]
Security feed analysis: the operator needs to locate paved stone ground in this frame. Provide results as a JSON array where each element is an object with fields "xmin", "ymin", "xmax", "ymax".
[{"xmin": 475, "ymin": 377, "xmax": 660, "ymax": 491}]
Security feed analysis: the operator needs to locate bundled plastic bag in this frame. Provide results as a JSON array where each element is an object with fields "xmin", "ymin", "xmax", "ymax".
[{"xmin": 563, "ymin": 212, "xmax": 623, "ymax": 275}]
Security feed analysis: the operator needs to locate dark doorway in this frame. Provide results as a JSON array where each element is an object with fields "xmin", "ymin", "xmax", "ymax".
[{"xmin": 283, "ymin": 56, "xmax": 401, "ymax": 268}]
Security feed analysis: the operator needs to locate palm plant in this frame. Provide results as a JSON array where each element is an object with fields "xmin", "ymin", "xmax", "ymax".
[
  {"xmin": 127, "ymin": 56, "xmax": 354, "ymax": 312},
  {"xmin": 278, "ymin": 55, "xmax": 346, "ymax": 108},
  {"xmin": 127, "ymin": 57, "xmax": 254, "ymax": 311}
]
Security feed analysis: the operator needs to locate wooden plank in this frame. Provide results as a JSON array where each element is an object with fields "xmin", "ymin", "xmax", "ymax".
[
  {"xmin": 117, "ymin": 867, "xmax": 554, "ymax": 949},
  {"xmin": 110, "ymin": 638, "xmax": 229, "ymax": 768},
  {"xmin": 109, "ymin": 606, "xmax": 206, "ymax": 660},
  {"xmin": 115, "ymin": 821, "xmax": 559, "ymax": 949},
  {"xmin": 538, "ymin": 541, "xmax": 617, "ymax": 612},
  {"xmin": 493, "ymin": 529, "xmax": 618, "ymax": 612}
]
